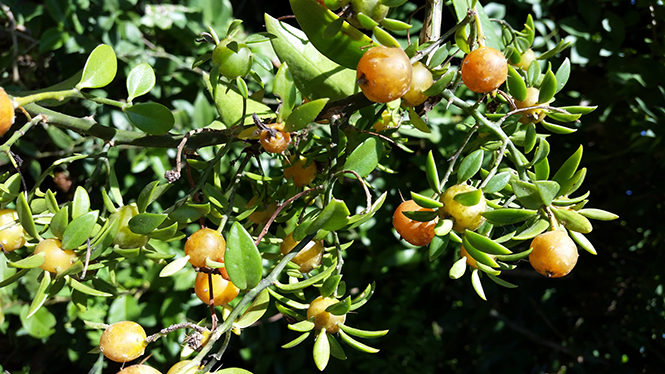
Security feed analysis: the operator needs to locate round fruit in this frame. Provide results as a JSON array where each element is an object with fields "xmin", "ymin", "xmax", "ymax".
[
  {"xmin": 392, "ymin": 199, "xmax": 436, "ymax": 247},
  {"xmin": 307, "ymin": 296, "xmax": 346, "ymax": 333},
  {"xmin": 283, "ymin": 156, "xmax": 317, "ymax": 187},
  {"xmin": 0, "ymin": 209, "xmax": 26, "ymax": 252},
  {"xmin": 438, "ymin": 184, "xmax": 486, "ymax": 233},
  {"xmin": 194, "ymin": 272, "xmax": 240, "ymax": 306},
  {"xmin": 344, "ymin": 0, "xmax": 389, "ymax": 29},
  {"xmin": 529, "ymin": 230, "xmax": 579, "ymax": 278},
  {"xmin": 372, "ymin": 110, "xmax": 399, "ymax": 132},
  {"xmin": 259, "ymin": 123, "xmax": 291, "ymax": 154},
  {"xmin": 511, "ymin": 48, "xmax": 536, "ymax": 71},
  {"xmin": 116, "ymin": 365, "xmax": 162, "ymax": 374},
  {"xmin": 184, "ymin": 228, "xmax": 226, "ymax": 268},
  {"xmin": 34, "ymin": 238, "xmax": 77, "ymax": 274},
  {"xmin": 99, "ymin": 321, "xmax": 147, "ymax": 363},
  {"xmin": 401, "ymin": 62, "xmax": 434, "ymax": 107},
  {"xmin": 460, "ymin": 245, "xmax": 495, "ymax": 269},
  {"xmin": 514, "ymin": 87, "xmax": 547, "ymax": 124},
  {"xmin": 110, "ymin": 204, "xmax": 149, "ymax": 249},
  {"xmin": 246, "ymin": 196, "xmax": 278, "ymax": 226},
  {"xmin": 167, "ymin": 361, "xmax": 198, "ymax": 374},
  {"xmin": 0, "ymin": 88, "xmax": 15, "ymax": 137},
  {"xmin": 357, "ymin": 45, "xmax": 412, "ymax": 103},
  {"xmin": 212, "ymin": 39, "xmax": 252, "ymax": 79},
  {"xmin": 280, "ymin": 233, "xmax": 324, "ymax": 273},
  {"xmin": 460, "ymin": 46, "xmax": 508, "ymax": 93}
]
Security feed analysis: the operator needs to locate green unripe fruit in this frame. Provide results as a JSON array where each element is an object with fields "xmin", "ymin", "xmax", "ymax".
[
  {"xmin": 212, "ymin": 39, "xmax": 253, "ymax": 79},
  {"xmin": 110, "ymin": 205, "xmax": 149, "ymax": 249}
]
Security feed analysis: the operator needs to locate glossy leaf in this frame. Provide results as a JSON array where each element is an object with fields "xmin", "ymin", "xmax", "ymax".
[
  {"xmin": 345, "ymin": 192, "xmax": 387, "ymax": 229},
  {"xmin": 552, "ymin": 145, "xmax": 583, "ymax": 187},
  {"xmin": 507, "ymin": 65, "xmax": 527, "ymax": 101},
  {"xmin": 425, "ymin": 151, "xmax": 440, "ymax": 194},
  {"xmin": 267, "ymin": 287, "xmax": 310, "ymax": 310},
  {"xmin": 554, "ymin": 58, "xmax": 570, "ymax": 93},
  {"xmin": 411, "ymin": 192, "xmax": 443, "ymax": 209},
  {"xmin": 429, "ymin": 234, "xmax": 450, "ymax": 262},
  {"xmin": 350, "ymin": 282, "xmax": 375, "ymax": 311},
  {"xmin": 128, "ymin": 213, "xmax": 166, "ymax": 235},
  {"xmin": 484, "ymin": 171, "xmax": 511, "ymax": 194},
  {"xmin": 434, "ymin": 219, "xmax": 453, "ymax": 237},
  {"xmin": 282, "ymin": 331, "xmax": 311, "ymax": 349},
  {"xmin": 62, "ymin": 211, "xmax": 98, "ymax": 250},
  {"xmin": 137, "ymin": 181, "xmax": 171, "ymax": 213},
  {"xmin": 373, "ymin": 26, "xmax": 400, "ymax": 48},
  {"xmin": 457, "ymin": 149, "xmax": 483, "ymax": 183},
  {"xmin": 534, "ymin": 180, "xmax": 560, "ymax": 206},
  {"xmin": 327, "ymin": 333, "xmax": 347, "ymax": 360},
  {"xmin": 77, "ymin": 44, "xmax": 117, "ymax": 89},
  {"xmin": 487, "ymin": 273, "xmax": 518, "ymax": 288},
  {"xmin": 159, "ymin": 256, "xmax": 189, "ymax": 278},
  {"xmin": 289, "ymin": 318, "xmax": 316, "ymax": 332},
  {"xmin": 50, "ymin": 205, "xmax": 69, "ymax": 240},
  {"xmin": 540, "ymin": 120, "xmax": 577, "ymax": 134},
  {"xmin": 126, "ymin": 63, "xmax": 155, "ymax": 102},
  {"xmin": 339, "ymin": 329, "xmax": 380, "ymax": 353},
  {"xmin": 27, "ymin": 271, "xmax": 51, "ymax": 319},
  {"xmin": 17, "ymin": 193, "xmax": 39, "ymax": 240},
  {"xmin": 169, "ymin": 202, "xmax": 211, "ymax": 223},
  {"xmin": 449, "ymin": 257, "xmax": 467, "ymax": 279},
  {"xmin": 285, "ymin": 98, "xmax": 329, "ymax": 132},
  {"xmin": 401, "ymin": 210, "xmax": 438, "ymax": 222},
  {"xmin": 483, "ymin": 208, "xmax": 538, "ymax": 225},
  {"xmin": 381, "ymin": 17, "xmax": 411, "ymax": 31},
  {"xmin": 67, "ymin": 276, "xmax": 113, "ymax": 297},
  {"xmin": 538, "ymin": 67, "xmax": 557, "ymax": 104},
  {"xmin": 236, "ymin": 289, "xmax": 271, "ymax": 329},
  {"xmin": 147, "ymin": 222, "xmax": 179, "ymax": 240},
  {"xmin": 568, "ymin": 229, "xmax": 597, "ymax": 255},
  {"xmin": 529, "ymin": 138, "xmax": 550, "ymax": 168},
  {"xmin": 453, "ymin": 189, "xmax": 482, "ymax": 206},
  {"xmin": 72, "ymin": 186, "xmax": 90, "ymax": 219},
  {"xmin": 513, "ymin": 218, "xmax": 550, "ymax": 240},
  {"xmin": 462, "ymin": 235, "xmax": 499, "ymax": 268},
  {"xmin": 207, "ymin": 76, "xmax": 275, "ymax": 126},
  {"xmin": 422, "ymin": 69, "xmax": 454, "ymax": 96},
  {"xmin": 558, "ymin": 168, "xmax": 586, "ymax": 197},
  {"xmin": 8, "ymin": 252, "xmax": 45, "ymax": 269},
  {"xmin": 534, "ymin": 156, "xmax": 550, "ymax": 181},
  {"xmin": 511, "ymin": 180, "xmax": 543, "ymax": 209},
  {"xmin": 524, "ymin": 123, "xmax": 537, "ymax": 154},
  {"xmin": 274, "ymin": 62, "xmax": 297, "ymax": 122},
  {"xmin": 124, "ymin": 102, "xmax": 175, "ymax": 135},
  {"xmin": 578, "ymin": 208, "xmax": 619, "ymax": 221},
  {"xmin": 526, "ymin": 59, "xmax": 540, "ymax": 87},
  {"xmin": 407, "ymin": 107, "xmax": 430, "ymax": 133},
  {"xmin": 339, "ymin": 324, "xmax": 388, "ymax": 339},
  {"xmin": 20, "ymin": 304, "xmax": 56, "ymax": 339},
  {"xmin": 465, "ymin": 230, "xmax": 511, "ymax": 255},
  {"xmin": 275, "ymin": 259, "xmax": 337, "ymax": 292},
  {"xmin": 357, "ymin": 13, "xmax": 379, "ymax": 29},
  {"xmin": 225, "ymin": 222, "xmax": 263, "ymax": 289},
  {"xmin": 471, "ymin": 269, "xmax": 487, "ymax": 301},
  {"xmin": 552, "ymin": 207, "xmax": 593, "ymax": 233},
  {"xmin": 321, "ymin": 275, "xmax": 342, "ymax": 299},
  {"xmin": 307, "ymin": 199, "xmax": 351, "ymax": 234},
  {"xmin": 558, "ymin": 105, "xmax": 597, "ymax": 115},
  {"xmin": 343, "ymin": 137, "xmax": 383, "ymax": 178},
  {"xmin": 314, "ymin": 330, "xmax": 331, "ymax": 370}
]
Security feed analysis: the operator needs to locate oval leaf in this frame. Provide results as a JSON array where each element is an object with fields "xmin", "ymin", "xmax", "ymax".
[
  {"xmin": 128, "ymin": 213, "xmax": 166, "ymax": 235},
  {"xmin": 127, "ymin": 63, "xmax": 156, "ymax": 102},
  {"xmin": 507, "ymin": 65, "xmax": 527, "ymax": 101},
  {"xmin": 552, "ymin": 207, "xmax": 593, "ymax": 234},
  {"xmin": 27, "ymin": 271, "xmax": 51, "ymax": 319},
  {"xmin": 464, "ymin": 230, "xmax": 512, "ymax": 255},
  {"xmin": 236, "ymin": 289, "xmax": 271, "ymax": 329},
  {"xmin": 552, "ymin": 145, "xmax": 583, "ymax": 186},
  {"xmin": 429, "ymin": 234, "xmax": 450, "ymax": 262},
  {"xmin": 62, "ymin": 211, "xmax": 98, "ymax": 250},
  {"xmin": 72, "ymin": 186, "xmax": 90, "ymax": 219},
  {"xmin": 482, "ymin": 208, "xmax": 538, "ymax": 225},
  {"xmin": 411, "ymin": 192, "xmax": 443, "ymax": 209},
  {"xmin": 471, "ymin": 269, "xmax": 487, "ymax": 301},
  {"xmin": 124, "ymin": 102, "xmax": 175, "ymax": 135},
  {"xmin": 9, "ymin": 252, "xmax": 45, "ymax": 269},
  {"xmin": 339, "ymin": 329, "xmax": 380, "ymax": 353},
  {"xmin": 159, "ymin": 256, "xmax": 190, "ymax": 277},
  {"xmin": 77, "ymin": 44, "xmax": 117, "ymax": 89},
  {"xmin": 285, "ymin": 98, "xmax": 329, "ymax": 132},
  {"xmin": 17, "ymin": 193, "xmax": 39, "ymax": 240},
  {"xmin": 457, "ymin": 149, "xmax": 483, "ymax": 184},
  {"xmin": 483, "ymin": 171, "xmax": 511, "ymax": 194},
  {"xmin": 453, "ymin": 189, "xmax": 482, "ymax": 206},
  {"xmin": 314, "ymin": 330, "xmax": 331, "ymax": 370},
  {"xmin": 225, "ymin": 222, "xmax": 263, "ymax": 290},
  {"xmin": 425, "ymin": 151, "xmax": 440, "ymax": 194},
  {"xmin": 67, "ymin": 276, "xmax": 113, "ymax": 297},
  {"xmin": 577, "ymin": 208, "xmax": 619, "ymax": 221},
  {"xmin": 343, "ymin": 137, "xmax": 382, "ymax": 178}
]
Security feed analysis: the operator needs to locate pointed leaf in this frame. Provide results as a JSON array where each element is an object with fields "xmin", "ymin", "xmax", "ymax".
[
  {"xmin": 274, "ymin": 62, "xmax": 297, "ymax": 121},
  {"xmin": 578, "ymin": 208, "xmax": 619, "ymax": 221},
  {"xmin": 62, "ymin": 211, "xmax": 98, "ymax": 250},
  {"xmin": 289, "ymin": 318, "xmax": 316, "ymax": 332},
  {"xmin": 27, "ymin": 271, "xmax": 51, "ymax": 319},
  {"xmin": 464, "ymin": 230, "xmax": 511, "ymax": 255},
  {"xmin": 285, "ymin": 98, "xmax": 329, "ymax": 132},
  {"xmin": 137, "ymin": 181, "xmax": 172, "ymax": 213},
  {"xmin": 425, "ymin": 151, "xmax": 440, "ymax": 194},
  {"xmin": 529, "ymin": 138, "xmax": 550, "ymax": 168},
  {"xmin": 524, "ymin": 123, "xmax": 537, "ymax": 154},
  {"xmin": 558, "ymin": 167, "xmax": 586, "ymax": 197},
  {"xmin": 17, "ymin": 193, "xmax": 39, "ymax": 240},
  {"xmin": 77, "ymin": 44, "xmax": 117, "ymax": 89},
  {"xmin": 339, "ymin": 324, "xmax": 388, "ymax": 339},
  {"xmin": 429, "ymin": 234, "xmax": 450, "ymax": 261},
  {"xmin": 407, "ymin": 107, "xmax": 430, "ymax": 133},
  {"xmin": 326, "ymin": 296, "xmax": 351, "ymax": 316},
  {"xmin": 307, "ymin": 199, "xmax": 351, "ymax": 234},
  {"xmin": 321, "ymin": 275, "xmax": 342, "ymax": 298},
  {"xmin": 538, "ymin": 66, "xmax": 557, "ymax": 104},
  {"xmin": 401, "ymin": 210, "xmax": 438, "ymax": 222},
  {"xmin": 8, "ymin": 252, "xmax": 45, "ymax": 269},
  {"xmin": 471, "ymin": 269, "xmax": 487, "ymax": 300},
  {"xmin": 534, "ymin": 180, "xmax": 560, "ymax": 206},
  {"xmin": 72, "ymin": 186, "xmax": 90, "ymax": 219},
  {"xmin": 314, "ymin": 331, "xmax": 331, "ymax": 370},
  {"xmin": 235, "ymin": 289, "xmax": 271, "ymax": 329},
  {"xmin": 453, "ymin": 189, "xmax": 482, "ymax": 206},
  {"xmin": 482, "ymin": 208, "xmax": 538, "ymax": 225},
  {"xmin": 339, "ymin": 329, "xmax": 380, "ymax": 353},
  {"xmin": 568, "ymin": 229, "xmax": 597, "ymax": 255},
  {"xmin": 327, "ymin": 333, "xmax": 347, "ymax": 360},
  {"xmin": 350, "ymin": 282, "xmax": 375, "ymax": 311},
  {"xmin": 159, "ymin": 256, "xmax": 189, "ymax": 278},
  {"xmin": 19, "ymin": 304, "xmax": 56, "ymax": 338},
  {"xmin": 487, "ymin": 273, "xmax": 518, "ymax": 288},
  {"xmin": 507, "ymin": 65, "xmax": 527, "ymax": 101},
  {"xmin": 513, "ymin": 218, "xmax": 550, "ymax": 240},
  {"xmin": 496, "ymin": 248, "xmax": 533, "ymax": 262},
  {"xmin": 50, "ymin": 205, "xmax": 69, "ymax": 240},
  {"xmin": 552, "ymin": 207, "xmax": 593, "ymax": 233},
  {"xmin": 511, "ymin": 180, "xmax": 543, "ymax": 209},
  {"xmin": 282, "ymin": 331, "xmax": 311, "ymax": 349},
  {"xmin": 411, "ymin": 192, "xmax": 443, "ymax": 209},
  {"xmin": 128, "ymin": 213, "xmax": 166, "ymax": 235},
  {"xmin": 449, "ymin": 257, "xmax": 467, "ymax": 279},
  {"xmin": 343, "ymin": 137, "xmax": 383, "ymax": 178},
  {"xmin": 483, "ymin": 171, "xmax": 511, "ymax": 194},
  {"xmin": 126, "ymin": 63, "xmax": 156, "ymax": 102},
  {"xmin": 457, "ymin": 149, "xmax": 483, "ymax": 184},
  {"xmin": 67, "ymin": 276, "xmax": 113, "ymax": 297},
  {"xmin": 462, "ymin": 235, "xmax": 499, "ymax": 268},
  {"xmin": 225, "ymin": 222, "xmax": 262, "ymax": 290},
  {"xmin": 275, "ymin": 259, "xmax": 337, "ymax": 292},
  {"xmin": 124, "ymin": 102, "xmax": 175, "ymax": 135},
  {"xmin": 552, "ymin": 145, "xmax": 583, "ymax": 187},
  {"xmin": 540, "ymin": 120, "xmax": 577, "ymax": 134}
]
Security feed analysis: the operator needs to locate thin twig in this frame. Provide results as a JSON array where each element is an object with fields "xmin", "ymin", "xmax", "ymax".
[
  {"xmin": 339, "ymin": 169, "xmax": 372, "ymax": 214},
  {"xmin": 254, "ymin": 187, "xmax": 322, "ymax": 245}
]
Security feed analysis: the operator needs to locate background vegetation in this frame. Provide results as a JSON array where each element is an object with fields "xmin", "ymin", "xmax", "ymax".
[{"xmin": 0, "ymin": 0, "xmax": 663, "ymax": 373}]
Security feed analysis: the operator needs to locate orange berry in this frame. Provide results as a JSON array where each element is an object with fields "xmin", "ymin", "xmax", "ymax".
[
  {"xmin": 194, "ymin": 272, "xmax": 240, "ymax": 306},
  {"xmin": 34, "ymin": 238, "xmax": 77, "ymax": 274},
  {"xmin": 461, "ymin": 46, "xmax": 508, "ymax": 93},
  {"xmin": 392, "ymin": 200, "xmax": 436, "ymax": 246},
  {"xmin": 529, "ymin": 230, "xmax": 579, "ymax": 278},
  {"xmin": 0, "ymin": 88, "xmax": 15, "ymax": 137},
  {"xmin": 357, "ymin": 45, "xmax": 412, "ymax": 103},
  {"xmin": 307, "ymin": 296, "xmax": 346, "ymax": 333},
  {"xmin": 280, "ymin": 233, "xmax": 324, "ymax": 273},
  {"xmin": 184, "ymin": 228, "xmax": 226, "ymax": 268},
  {"xmin": 99, "ymin": 321, "xmax": 147, "ymax": 363}
]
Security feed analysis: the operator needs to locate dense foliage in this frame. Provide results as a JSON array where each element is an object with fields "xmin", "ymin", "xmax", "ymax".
[{"xmin": 0, "ymin": 0, "xmax": 663, "ymax": 373}]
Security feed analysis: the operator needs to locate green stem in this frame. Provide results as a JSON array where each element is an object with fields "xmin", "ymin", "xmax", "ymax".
[
  {"xmin": 13, "ymin": 89, "xmax": 79, "ymax": 107},
  {"xmin": 219, "ymin": 153, "xmax": 251, "ymax": 232},
  {"xmin": 0, "ymin": 114, "xmax": 43, "ymax": 152}
]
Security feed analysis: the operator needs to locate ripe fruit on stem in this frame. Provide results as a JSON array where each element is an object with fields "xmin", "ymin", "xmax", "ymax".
[
  {"xmin": 194, "ymin": 272, "xmax": 240, "ymax": 306},
  {"xmin": 99, "ymin": 321, "xmax": 147, "ymax": 363},
  {"xmin": 307, "ymin": 296, "xmax": 346, "ymax": 333},
  {"xmin": 110, "ymin": 204, "xmax": 149, "ymax": 249},
  {"xmin": 116, "ymin": 365, "xmax": 162, "ymax": 374},
  {"xmin": 514, "ymin": 87, "xmax": 547, "ymax": 123},
  {"xmin": 529, "ymin": 230, "xmax": 579, "ymax": 278},
  {"xmin": 280, "ymin": 233, "xmax": 324, "ymax": 273},
  {"xmin": 392, "ymin": 199, "xmax": 436, "ymax": 246},
  {"xmin": 34, "ymin": 238, "xmax": 77, "ymax": 273},
  {"xmin": 461, "ymin": 46, "xmax": 508, "ymax": 93},
  {"xmin": 0, "ymin": 88, "xmax": 15, "ymax": 137},
  {"xmin": 438, "ymin": 184, "xmax": 486, "ymax": 233},
  {"xmin": 184, "ymin": 228, "xmax": 226, "ymax": 268},
  {"xmin": 357, "ymin": 45, "xmax": 412, "ymax": 103},
  {"xmin": 283, "ymin": 156, "xmax": 317, "ymax": 187},
  {"xmin": 510, "ymin": 48, "xmax": 536, "ymax": 71},
  {"xmin": 401, "ymin": 62, "xmax": 433, "ymax": 107},
  {"xmin": 0, "ymin": 209, "xmax": 26, "ymax": 252}
]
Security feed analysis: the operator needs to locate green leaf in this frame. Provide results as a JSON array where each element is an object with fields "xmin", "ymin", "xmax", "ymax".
[
  {"xmin": 62, "ymin": 211, "xmax": 98, "ymax": 250},
  {"xmin": 512, "ymin": 219, "xmax": 550, "ymax": 240},
  {"xmin": 27, "ymin": 271, "xmax": 51, "ymax": 319},
  {"xmin": 373, "ymin": 26, "xmax": 400, "ymax": 48},
  {"xmin": 546, "ymin": 110, "xmax": 582, "ymax": 122},
  {"xmin": 225, "ymin": 222, "xmax": 263, "ymax": 289},
  {"xmin": 147, "ymin": 221, "xmax": 179, "ymax": 240},
  {"xmin": 487, "ymin": 273, "xmax": 518, "ymax": 288},
  {"xmin": 20, "ymin": 304, "xmax": 56, "ymax": 338},
  {"xmin": 428, "ymin": 234, "xmax": 449, "ymax": 262},
  {"xmin": 538, "ymin": 66, "xmax": 557, "ymax": 104},
  {"xmin": 495, "ymin": 248, "xmax": 532, "ymax": 262},
  {"xmin": 350, "ymin": 282, "xmax": 375, "ymax": 311},
  {"xmin": 471, "ymin": 269, "xmax": 487, "ymax": 301},
  {"xmin": 285, "ymin": 98, "xmax": 329, "ymax": 132},
  {"xmin": 169, "ymin": 202, "xmax": 211, "ymax": 223},
  {"xmin": 357, "ymin": 12, "xmax": 379, "ymax": 29},
  {"xmin": 457, "ymin": 149, "xmax": 483, "ymax": 184},
  {"xmin": 578, "ymin": 208, "xmax": 619, "ymax": 221},
  {"xmin": 507, "ymin": 65, "xmax": 527, "ymax": 101},
  {"xmin": 526, "ymin": 59, "xmax": 540, "ymax": 87},
  {"xmin": 137, "ymin": 181, "xmax": 171, "ymax": 213},
  {"xmin": 314, "ymin": 330, "xmax": 331, "ymax": 370},
  {"xmin": 289, "ymin": 318, "xmax": 316, "ymax": 332},
  {"xmin": 381, "ymin": 17, "xmax": 412, "ymax": 31},
  {"xmin": 462, "ymin": 235, "xmax": 499, "ymax": 268},
  {"xmin": 159, "ymin": 256, "xmax": 190, "ymax": 277},
  {"xmin": 307, "ymin": 199, "xmax": 351, "ymax": 234},
  {"xmin": 66, "ymin": 276, "xmax": 113, "ymax": 297},
  {"xmin": 452, "ymin": 189, "xmax": 482, "ymax": 206},
  {"xmin": 345, "ymin": 192, "xmax": 387, "ymax": 229},
  {"xmin": 343, "ymin": 137, "xmax": 383, "ymax": 178},
  {"xmin": 425, "ymin": 151, "xmax": 440, "ymax": 194},
  {"xmin": 50, "ymin": 205, "xmax": 69, "ymax": 240},
  {"xmin": 327, "ymin": 333, "xmax": 347, "ymax": 360},
  {"xmin": 552, "ymin": 145, "xmax": 583, "ymax": 187},
  {"xmin": 265, "ymin": 14, "xmax": 360, "ymax": 100},
  {"xmin": 537, "ymin": 39, "xmax": 571, "ymax": 61},
  {"xmin": 124, "ymin": 102, "xmax": 175, "ymax": 135},
  {"xmin": 534, "ymin": 156, "xmax": 550, "ymax": 181},
  {"xmin": 557, "ymin": 105, "xmax": 597, "ymax": 115},
  {"xmin": 126, "ymin": 63, "xmax": 156, "ymax": 102},
  {"xmin": 524, "ymin": 123, "xmax": 537, "ymax": 154},
  {"xmin": 215, "ymin": 369, "xmax": 254, "ymax": 374},
  {"xmin": 0, "ymin": 268, "xmax": 29, "ymax": 288},
  {"xmin": 407, "ymin": 107, "xmax": 430, "ymax": 133},
  {"xmin": 109, "ymin": 166, "xmax": 123, "ymax": 207},
  {"xmin": 464, "ymin": 230, "xmax": 511, "ymax": 255},
  {"xmin": 534, "ymin": 180, "xmax": 560, "ymax": 206},
  {"xmin": 422, "ymin": 69, "xmax": 454, "ymax": 96},
  {"xmin": 236, "ymin": 289, "xmax": 271, "ymax": 329},
  {"xmin": 339, "ymin": 329, "xmax": 380, "ymax": 353},
  {"xmin": 568, "ymin": 229, "xmax": 597, "ymax": 255},
  {"xmin": 77, "ymin": 44, "xmax": 117, "ymax": 89},
  {"xmin": 268, "ymin": 287, "xmax": 311, "ymax": 310},
  {"xmin": 529, "ymin": 138, "xmax": 550, "ymax": 168},
  {"xmin": 552, "ymin": 207, "xmax": 593, "ymax": 233},
  {"xmin": 282, "ymin": 331, "xmax": 311, "ymax": 349},
  {"xmin": 434, "ymin": 219, "xmax": 453, "ymax": 237},
  {"xmin": 411, "ymin": 192, "xmax": 443, "ymax": 209},
  {"xmin": 321, "ymin": 275, "xmax": 342, "ymax": 298},
  {"xmin": 511, "ymin": 180, "xmax": 543, "ymax": 209},
  {"xmin": 482, "ymin": 208, "xmax": 538, "ymax": 225},
  {"xmin": 483, "ymin": 172, "xmax": 511, "ymax": 194},
  {"xmin": 325, "ymin": 296, "xmax": 351, "ymax": 316},
  {"xmin": 449, "ymin": 257, "xmax": 467, "ymax": 279},
  {"xmin": 128, "ymin": 213, "xmax": 166, "ymax": 235},
  {"xmin": 72, "ymin": 186, "xmax": 90, "ymax": 219},
  {"xmin": 8, "ymin": 252, "xmax": 45, "ymax": 269},
  {"xmin": 558, "ymin": 168, "xmax": 586, "ymax": 197},
  {"xmin": 274, "ymin": 62, "xmax": 297, "ymax": 121},
  {"xmin": 275, "ymin": 259, "xmax": 337, "ymax": 292},
  {"xmin": 339, "ymin": 324, "xmax": 388, "ymax": 339},
  {"xmin": 401, "ymin": 210, "xmax": 439, "ymax": 222},
  {"xmin": 17, "ymin": 193, "xmax": 39, "ymax": 240}
]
